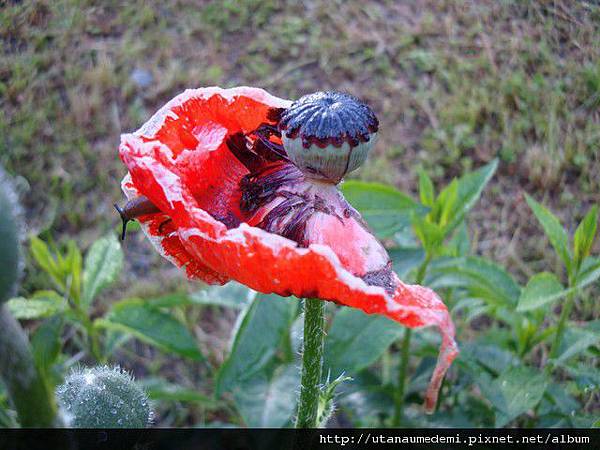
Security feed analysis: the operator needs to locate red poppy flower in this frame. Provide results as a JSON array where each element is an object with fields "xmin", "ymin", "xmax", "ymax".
[{"xmin": 117, "ymin": 86, "xmax": 457, "ymax": 412}]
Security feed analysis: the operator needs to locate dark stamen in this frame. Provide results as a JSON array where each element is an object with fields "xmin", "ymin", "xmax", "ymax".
[
  {"xmin": 225, "ymin": 132, "xmax": 263, "ymax": 172},
  {"xmin": 362, "ymin": 262, "xmax": 396, "ymax": 295}
]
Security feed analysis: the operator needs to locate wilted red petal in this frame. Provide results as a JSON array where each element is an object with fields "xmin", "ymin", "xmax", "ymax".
[{"xmin": 119, "ymin": 87, "xmax": 457, "ymax": 411}]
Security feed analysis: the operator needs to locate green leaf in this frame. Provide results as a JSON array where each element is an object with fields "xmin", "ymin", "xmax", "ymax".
[
  {"xmin": 525, "ymin": 194, "xmax": 572, "ymax": 275},
  {"xmin": 82, "ymin": 234, "xmax": 124, "ymax": 308},
  {"xmin": 388, "ymin": 247, "xmax": 426, "ymax": 279},
  {"xmin": 324, "ymin": 308, "xmax": 404, "ymax": 377},
  {"xmin": 439, "ymin": 159, "xmax": 498, "ymax": 235},
  {"xmin": 338, "ymin": 371, "xmax": 395, "ymax": 427},
  {"xmin": 232, "ymin": 363, "xmax": 299, "ymax": 427},
  {"xmin": 342, "ymin": 181, "xmax": 422, "ymax": 238},
  {"xmin": 64, "ymin": 240, "xmax": 82, "ymax": 302},
  {"xmin": 478, "ymin": 366, "xmax": 548, "ymax": 427},
  {"xmin": 574, "ymin": 206, "xmax": 598, "ymax": 269},
  {"xmin": 556, "ymin": 322, "xmax": 600, "ymax": 363},
  {"xmin": 517, "ymin": 259, "xmax": 600, "ymax": 312},
  {"xmin": 412, "ymin": 213, "xmax": 445, "ymax": 251},
  {"xmin": 217, "ymin": 294, "xmax": 296, "ymax": 395},
  {"xmin": 140, "ymin": 377, "xmax": 216, "ymax": 405},
  {"xmin": 435, "ymin": 178, "xmax": 459, "ymax": 229},
  {"xmin": 446, "ymin": 221, "xmax": 471, "ymax": 257},
  {"xmin": 30, "ymin": 237, "xmax": 63, "ymax": 291},
  {"xmin": 428, "ymin": 256, "xmax": 521, "ymax": 306},
  {"xmin": 459, "ymin": 342, "xmax": 519, "ymax": 376},
  {"xmin": 146, "ymin": 293, "xmax": 198, "ymax": 308},
  {"xmin": 575, "ymin": 256, "xmax": 600, "ymax": 287},
  {"xmin": 190, "ymin": 282, "xmax": 256, "ymax": 309},
  {"xmin": 516, "ymin": 272, "xmax": 565, "ymax": 312},
  {"xmin": 6, "ymin": 290, "xmax": 65, "ymax": 319},
  {"xmin": 418, "ymin": 168, "xmax": 435, "ymax": 207},
  {"xmin": 96, "ymin": 298, "xmax": 203, "ymax": 360},
  {"xmin": 31, "ymin": 316, "xmax": 64, "ymax": 374}
]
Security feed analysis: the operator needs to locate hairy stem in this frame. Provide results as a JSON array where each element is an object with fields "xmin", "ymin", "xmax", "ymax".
[
  {"xmin": 0, "ymin": 305, "xmax": 61, "ymax": 427},
  {"xmin": 392, "ymin": 254, "xmax": 431, "ymax": 426},
  {"xmin": 296, "ymin": 298, "xmax": 325, "ymax": 428}
]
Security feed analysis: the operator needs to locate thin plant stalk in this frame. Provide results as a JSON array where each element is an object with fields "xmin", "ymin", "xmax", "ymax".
[
  {"xmin": 392, "ymin": 253, "xmax": 431, "ymax": 426},
  {"xmin": 547, "ymin": 291, "xmax": 576, "ymax": 368},
  {"xmin": 295, "ymin": 298, "xmax": 325, "ymax": 428},
  {"xmin": 0, "ymin": 305, "xmax": 61, "ymax": 427}
]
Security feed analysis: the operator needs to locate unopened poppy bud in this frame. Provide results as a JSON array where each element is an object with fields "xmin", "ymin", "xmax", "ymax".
[
  {"xmin": 56, "ymin": 366, "xmax": 152, "ymax": 428},
  {"xmin": 0, "ymin": 166, "xmax": 22, "ymax": 304},
  {"xmin": 278, "ymin": 91, "xmax": 378, "ymax": 183}
]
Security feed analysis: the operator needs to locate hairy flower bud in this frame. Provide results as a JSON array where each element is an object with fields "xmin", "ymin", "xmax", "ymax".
[
  {"xmin": 0, "ymin": 166, "xmax": 22, "ymax": 304},
  {"xmin": 56, "ymin": 366, "xmax": 152, "ymax": 428},
  {"xmin": 278, "ymin": 91, "xmax": 379, "ymax": 183}
]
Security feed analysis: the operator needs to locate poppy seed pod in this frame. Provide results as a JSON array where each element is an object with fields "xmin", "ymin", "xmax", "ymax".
[{"xmin": 279, "ymin": 91, "xmax": 378, "ymax": 183}]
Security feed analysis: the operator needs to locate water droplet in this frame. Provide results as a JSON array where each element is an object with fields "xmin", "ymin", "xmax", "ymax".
[{"xmin": 111, "ymin": 409, "xmax": 117, "ymax": 415}]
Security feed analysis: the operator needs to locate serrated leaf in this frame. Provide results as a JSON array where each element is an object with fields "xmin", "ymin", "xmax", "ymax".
[
  {"xmin": 232, "ymin": 363, "xmax": 299, "ymax": 428},
  {"xmin": 96, "ymin": 298, "xmax": 203, "ymax": 360},
  {"xmin": 525, "ymin": 194, "xmax": 572, "ymax": 275},
  {"xmin": 517, "ymin": 259, "xmax": 600, "ymax": 312},
  {"xmin": 6, "ymin": 291, "xmax": 65, "ymax": 319},
  {"xmin": 516, "ymin": 272, "xmax": 565, "ymax": 312},
  {"xmin": 190, "ymin": 282, "xmax": 256, "ymax": 309},
  {"xmin": 323, "ymin": 308, "xmax": 404, "ymax": 377},
  {"xmin": 388, "ymin": 247, "xmax": 426, "ymax": 279},
  {"xmin": 459, "ymin": 342, "xmax": 519, "ymax": 376},
  {"xmin": 140, "ymin": 377, "xmax": 216, "ymax": 405},
  {"xmin": 64, "ymin": 240, "xmax": 82, "ymax": 302},
  {"xmin": 342, "ymin": 181, "xmax": 422, "ymax": 238},
  {"xmin": 31, "ymin": 316, "xmax": 64, "ymax": 373},
  {"xmin": 478, "ymin": 366, "xmax": 548, "ymax": 427},
  {"xmin": 575, "ymin": 256, "xmax": 600, "ymax": 287},
  {"xmin": 439, "ymin": 159, "xmax": 498, "ymax": 235},
  {"xmin": 29, "ymin": 237, "xmax": 63, "ymax": 291},
  {"xmin": 412, "ymin": 213, "xmax": 445, "ymax": 251},
  {"xmin": 338, "ymin": 371, "xmax": 395, "ymax": 427},
  {"xmin": 418, "ymin": 168, "xmax": 435, "ymax": 207},
  {"xmin": 217, "ymin": 294, "xmax": 296, "ymax": 395},
  {"xmin": 146, "ymin": 293, "xmax": 197, "ymax": 308},
  {"xmin": 82, "ymin": 234, "xmax": 124, "ymax": 308},
  {"xmin": 556, "ymin": 323, "xmax": 600, "ymax": 363},
  {"xmin": 436, "ymin": 178, "xmax": 459, "ymax": 229},
  {"xmin": 428, "ymin": 256, "xmax": 521, "ymax": 306},
  {"xmin": 574, "ymin": 205, "xmax": 598, "ymax": 269}
]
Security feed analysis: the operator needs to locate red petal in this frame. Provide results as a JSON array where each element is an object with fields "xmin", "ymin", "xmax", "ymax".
[{"xmin": 119, "ymin": 87, "xmax": 457, "ymax": 411}]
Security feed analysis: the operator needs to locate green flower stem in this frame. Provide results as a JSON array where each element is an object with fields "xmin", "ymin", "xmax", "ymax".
[
  {"xmin": 0, "ymin": 305, "xmax": 61, "ymax": 427},
  {"xmin": 392, "ymin": 253, "xmax": 432, "ymax": 426},
  {"xmin": 71, "ymin": 299, "xmax": 104, "ymax": 363},
  {"xmin": 296, "ymin": 298, "xmax": 325, "ymax": 428},
  {"xmin": 548, "ymin": 290, "xmax": 576, "ymax": 363}
]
